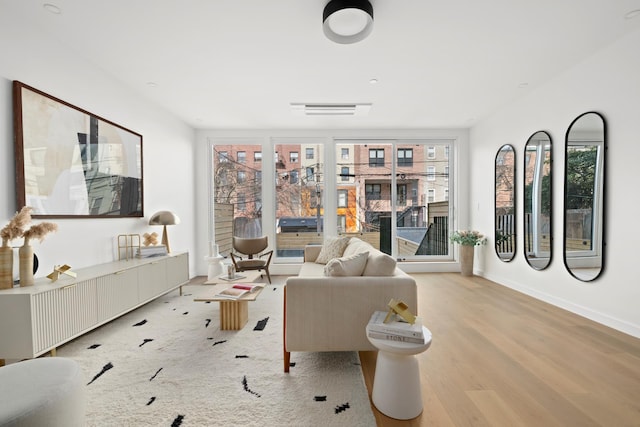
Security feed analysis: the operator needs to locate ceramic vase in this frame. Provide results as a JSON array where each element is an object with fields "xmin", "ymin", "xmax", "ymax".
[
  {"xmin": 460, "ymin": 245, "xmax": 474, "ymax": 276},
  {"xmin": 0, "ymin": 245, "xmax": 13, "ymax": 290},
  {"xmin": 19, "ymin": 242, "xmax": 34, "ymax": 286}
]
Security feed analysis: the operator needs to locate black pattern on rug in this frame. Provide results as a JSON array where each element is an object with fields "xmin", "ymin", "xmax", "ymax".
[
  {"xmin": 170, "ymin": 415, "xmax": 185, "ymax": 426},
  {"xmin": 253, "ymin": 317, "xmax": 269, "ymax": 330},
  {"xmin": 139, "ymin": 338, "xmax": 154, "ymax": 347},
  {"xmin": 211, "ymin": 340, "xmax": 227, "ymax": 346},
  {"xmin": 314, "ymin": 396, "xmax": 327, "ymax": 401},
  {"xmin": 87, "ymin": 362, "xmax": 113, "ymax": 385},
  {"xmin": 335, "ymin": 403, "xmax": 350, "ymax": 414},
  {"xmin": 87, "ymin": 344, "xmax": 101, "ymax": 349},
  {"xmin": 242, "ymin": 375, "xmax": 261, "ymax": 397},
  {"xmin": 149, "ymin": 368, "xmax": 163, "ymax": 381},
  {"xmin": 146, "ymin": 397, "xmax": 156, "ymax": 406},
  {"xmin": 132, "ymin": 319, "xmax": 147, "ymax": 327},
  {"xmin": 205, "ymin": 318, "xmax": 211, "ymax": 327}
]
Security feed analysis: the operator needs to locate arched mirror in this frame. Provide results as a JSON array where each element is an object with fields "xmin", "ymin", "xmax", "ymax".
[
  {"xmin": 495, "ymin": 144, "xmax": 516, "ymax": 262},
  {"xmin": 564, "ymin": 112, "xmax": 606, "ymax": 281},
  {"xmin": 523, "ymin": 131, "xmax": 552, "ymax": 270}
]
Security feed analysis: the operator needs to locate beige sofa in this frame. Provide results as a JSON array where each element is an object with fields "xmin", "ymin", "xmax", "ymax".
[{"xmin": 283, "ymin": 237, "xmax": 417, "ymax": 372}]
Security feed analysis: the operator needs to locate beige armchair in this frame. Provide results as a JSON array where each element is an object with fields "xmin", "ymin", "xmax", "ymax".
[{"xmin": 230, "ymin": 236, "xmax": 273, "ymax": 283}]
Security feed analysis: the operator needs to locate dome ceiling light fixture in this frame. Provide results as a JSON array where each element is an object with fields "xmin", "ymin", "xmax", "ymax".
[{"xmin": 323, "ymin": 0, "xmax": 374, "ymax": 44}]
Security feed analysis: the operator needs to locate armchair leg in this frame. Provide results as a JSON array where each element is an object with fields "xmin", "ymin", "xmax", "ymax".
[{"xmin": 264, "ymin": 268, "xmax": 272, "ymax": 284}]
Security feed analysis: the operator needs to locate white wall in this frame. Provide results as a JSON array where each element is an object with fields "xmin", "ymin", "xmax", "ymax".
[
  {"xmin": 470, "ymin": 28, "xmax": 640, "ymax": 337},
  {"xmin": 0, "ymin": 14, "xmax": 197, "ymax": 277}
]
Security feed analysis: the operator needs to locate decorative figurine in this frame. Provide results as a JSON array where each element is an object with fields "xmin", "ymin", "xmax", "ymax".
[
  {"xmin": 384, "ymin": 298, "xmax": 417, "ymax": 325},
  {"xmin": 47, "ymin": 264, "xmax": 77, "ymax": 282}
]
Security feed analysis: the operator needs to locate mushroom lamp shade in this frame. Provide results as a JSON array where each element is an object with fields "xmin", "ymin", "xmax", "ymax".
[
  {"xmin": 323, "ymin": 0, "xmax": 373, "ymax": 44},
  {"xmin": 149, "ymin": 211, "xmax": 180, "ymax": 253}
]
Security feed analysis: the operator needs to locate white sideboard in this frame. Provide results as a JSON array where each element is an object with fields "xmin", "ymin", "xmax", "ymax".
[{"xmin": 0, "ymin": 252, "xmax": 189, "ymax": 360}]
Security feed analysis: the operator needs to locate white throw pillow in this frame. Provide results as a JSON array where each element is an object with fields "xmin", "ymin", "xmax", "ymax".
[
  {"xmin": 324, "ymin": 251, "xmax": 369, "ymax": 277},
  {"xmin": 315, "ymin": 236, "xmax": 351, "ymax": 264},
  {"xmin": 362, "ymin": 251, "xmax": 397, "ymax": 276}
]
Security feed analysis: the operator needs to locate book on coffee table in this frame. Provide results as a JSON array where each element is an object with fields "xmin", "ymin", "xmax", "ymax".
[{"xmin": 214, "ymin": 283, "xmax": 264, "ymax": 299}]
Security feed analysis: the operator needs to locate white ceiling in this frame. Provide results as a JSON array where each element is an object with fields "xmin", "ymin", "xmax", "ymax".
[{"xmin": 7, "ymin": 0, "xmax": 640, "ymax": 129}]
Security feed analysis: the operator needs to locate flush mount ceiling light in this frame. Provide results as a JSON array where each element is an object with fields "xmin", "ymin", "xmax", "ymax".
[{"xmin": 323, "ymin": 0, "xmax": 373, "ymax": 44}]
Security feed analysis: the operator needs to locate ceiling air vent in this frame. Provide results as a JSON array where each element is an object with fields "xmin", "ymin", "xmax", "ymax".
[{"xmin": 290, "ymin": 103, "xmax": 372, "ymax": 116}]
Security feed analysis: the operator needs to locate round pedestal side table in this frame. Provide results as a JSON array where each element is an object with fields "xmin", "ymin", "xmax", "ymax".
[
  {"xmin": 366, "ymin": 323, "xmax": 432, "ymax": 420},
  {"xmin": 204, "ymin": 255, "xmax": 225, "ymax": 281}
]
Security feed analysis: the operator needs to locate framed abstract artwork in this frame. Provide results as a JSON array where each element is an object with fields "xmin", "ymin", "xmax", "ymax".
[{"xmin": 13, "ymin": 81, "xmax": 143, "ymax": 218}]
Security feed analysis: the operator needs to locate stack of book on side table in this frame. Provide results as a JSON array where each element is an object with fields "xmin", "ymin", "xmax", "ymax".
[
  {"xmin": 367, "ymin": 310, "xmax": 425, "ymax": 344},
  {"xmin": 136, "ymin": 245, "xmax": 168, "ymax": 258}
]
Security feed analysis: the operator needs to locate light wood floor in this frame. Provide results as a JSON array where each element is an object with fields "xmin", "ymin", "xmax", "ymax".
[{"xmin": 359, "ymin": 273, "xmax": 640, "ymax": 426}]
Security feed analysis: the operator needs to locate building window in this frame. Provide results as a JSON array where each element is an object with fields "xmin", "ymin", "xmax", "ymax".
[
  {"xmin": 445, "ymin": 145, "xmax": 450, "ymax": 159},
  {"xmin": 290, "ymin": 151, "xmax": 299, "ymax": 163},
  {"xmin": 306, "ymin": 147, "xmax": 314, "ymax": 159},
  {"xmin": 427, "ymin": 166, "xmax": 436, "ymax": 181},
  {"xmin": 340, "ymin": 167, "xmax": 350, "ymax": 182},
  {"xmin": 254, "ymin": 151, "xmax": 262, "ymax": 162},
  {"xmin": 306, "ymin": 167, "xmax": 315, "ymax": 181},
  {"xmin": 237, "ymin": 193, "xmax": 246, "ymax": 210},
  {"xmin": 338, "ymin": 190, "xmax": 348, "ymax": 207},
  {"xmin": 397, "ymin": 148, "xmax": 413, "ymax": 167},
  {"xmin": 237, "ymin": 171, "xmax": 246, "ymax": 183},
  {"xmin": 341, "ymin": 148, "xmax": 349, "ymax": 159},
  {"xmin": 427, "ymin": 188, "xmax": 435, "ymax": 202},
  {"xmin": 444, "ymin": 166, "xmax": 449, "ymax": 181},
  {"xmin": 365, "ymin": 183, "xmax": 381, "ymax": 200},
  {"xmin": 397, "ymin": 184, "xmax": 407, "ymax": 205},
  {"xmin": 255, "ymin": 171, "xmax": 262, "ymax": 181},
  {"xmin": 219, "ymin": 151, "xmax": 229, "ymax": 162},
  {"xmin": 237, "ymin": 151, "xmax": 246, "ymax": 163},
  {"xmin": 444, "ymin": 188, "xmax": 449, "ymax": 201},
  {"xmin": 427, "ymin": 146, "xmax": 436, "ymax": 159},
  {"xmin": 290, "ymin": 170, "xmax": 299, "ymax": 184},
  {"xmin": 338, "ymin": 215, "xmax": 346, "ymax": 233},
  {"xmin": 369, "ymin": 149, "xmax": 385, "ymax": 167}
]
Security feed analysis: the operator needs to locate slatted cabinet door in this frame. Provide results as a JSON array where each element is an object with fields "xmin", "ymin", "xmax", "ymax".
[
  {"xmin": 137, "ymin": 259, "xmax": 168, "ymax": 303},
  {"xmin": 96, "ymin": 267, "xmax": 139, "ymax": 323},
  {"xmin": 31, "ymin": 280, "xmax": 98, "ymax": 355}
]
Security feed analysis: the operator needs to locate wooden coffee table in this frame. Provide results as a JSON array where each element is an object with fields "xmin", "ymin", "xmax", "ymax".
[{"xmin": 194, "ymin": 281, "xmax": 265, "ymax": 330}]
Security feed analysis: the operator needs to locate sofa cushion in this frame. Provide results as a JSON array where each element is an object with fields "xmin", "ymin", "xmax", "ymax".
[
  {"xmin": 324, "ymin": 251, "xmax": 369, "ymax": 277},
  {"xmin": 363, "ymin": 251, "xmax": 397, "ymax": 276},
  {"xmin": 342, "ymin": 237, "xmax": 373, "ymax": 258},
  {"xmin": 315, "ymin": 236, "xmax": 351, "ymax": 264}
]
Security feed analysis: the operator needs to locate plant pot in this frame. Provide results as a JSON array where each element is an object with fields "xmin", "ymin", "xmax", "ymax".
[
  {"xmin": 460, "ymin": 245, "xmax": 474, "ymax": 276},
  {"xmin": 19, "ymin": 244, "xmax": 34, "ymax": 286},
  {"xmin": 0, "ymin": 245, "xmax": 13, "ymax": 290}
]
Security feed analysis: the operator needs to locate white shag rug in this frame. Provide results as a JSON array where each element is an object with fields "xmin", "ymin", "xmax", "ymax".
[{"xmin": 57, "ymin": 283, "xmax": 377, "ymax": 427}]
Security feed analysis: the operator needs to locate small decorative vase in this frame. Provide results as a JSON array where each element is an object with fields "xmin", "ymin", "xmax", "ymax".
[
  {"xmin": 19, "ymin": 242, "xmax": 34, "ymax": 287},
  {"xmin": 460, "ymin": 245, "xmax": 474, "ymax": 277},
  {"xmin": 0, "ymin": 245, "xmax": 13, "ymax": 290}
]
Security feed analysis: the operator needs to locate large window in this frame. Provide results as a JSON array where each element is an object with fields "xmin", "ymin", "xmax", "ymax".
[
  {"xmin": 210, "ymin": 137, "xmax": 455, "ymax": 263},
  {"xmin": 212, "ymin": 142, "xmax": 263, "ymax": 257},
  {"xmin": 274, "ymin": 140, "xmax": 324, "ymax": 259}
]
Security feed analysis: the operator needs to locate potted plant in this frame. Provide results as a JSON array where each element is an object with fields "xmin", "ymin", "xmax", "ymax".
[
  {"xmin": 0, "ymin": 207, "xmax": 32, "ymax": 289},
  {"xmin": 450, "ymin": 230, "xmax": 486, "ymax": 276}
]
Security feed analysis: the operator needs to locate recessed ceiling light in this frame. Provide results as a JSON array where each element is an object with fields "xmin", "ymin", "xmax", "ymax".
[
  {"xmin": 625, "ymin": 9, "xmax": 640, "ymax": 19},
  {"xmin": 43, "ymin": 3, "xmax": 61, "ymax": 14},
  {"xmin": 518, "ymin": 82, "xmax": 529, "ymax": 88},
  {"xmin": 369, "ymin": 78, "xmax": 378, "ymax": 84},
  {"xmin": 146, "ymin": 82, "xmax": 158, "ymax": 88}
]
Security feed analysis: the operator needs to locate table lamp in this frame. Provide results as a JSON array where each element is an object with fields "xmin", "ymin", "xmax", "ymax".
[{"xmin": 148, "ymin": 211, "xmax": 180, "ymax": 253}]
